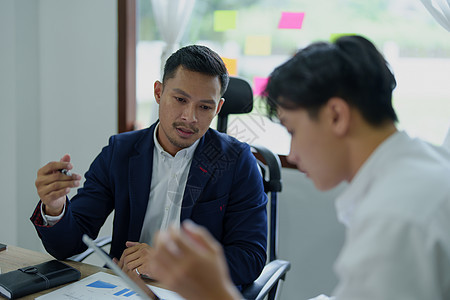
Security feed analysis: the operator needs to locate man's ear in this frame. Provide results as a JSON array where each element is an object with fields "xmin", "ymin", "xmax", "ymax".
[
  {"xmin": 215, "ymin": 98, "xmax": 225, "ymax": 115},
  {"xmin": 154, "ymin": 81, "xmax": 163, "ymax": 104},
  {"xmin": 326, "ymin": 97, "xmax": 350, "ymax": 137}
]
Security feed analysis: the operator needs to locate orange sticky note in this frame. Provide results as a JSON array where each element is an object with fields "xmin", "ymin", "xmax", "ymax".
[
  {"xmin": 253, "ymin": 77, "xmax": 269, "ymax": 96},
  {"xmin": 221, "ymin": 57, "xmax": 238, "ymax": 76},
  {"xmin": 278, "ymin": 12, "xmax": 305, "ymax": 29},
  {"xmin": 245, "ymin": 36, "xmax": 272, "ymax": 56}
]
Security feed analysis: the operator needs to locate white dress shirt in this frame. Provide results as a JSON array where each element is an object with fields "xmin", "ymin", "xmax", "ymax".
[
  {"xmin": 331, "ymin": 131, "xmax": 450, "ymax": 299},
  {"xmin": 310, "ymin": 131, "xmax": 450, "ymax": 300},
  {"xmin": 139, "ymin": 124, "xmax": 199, "ymax": 246}
]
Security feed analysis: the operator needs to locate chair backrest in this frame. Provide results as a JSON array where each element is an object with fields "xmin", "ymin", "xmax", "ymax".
[
  {"xmin": 252, "ymin": 145, "xmax": 282, "ymax": 262},
  {"xmin": 217, "ymin": 76, "xmax": 254, "ymax": 133}
]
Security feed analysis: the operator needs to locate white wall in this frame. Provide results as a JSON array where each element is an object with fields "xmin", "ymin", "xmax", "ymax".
[
  {"xmin": 0, "ymin": 0, "xmax": 18, "ymax": 246},
  {"xmin": 278, "ymin": 169, "xmax": 346, "ymax": 299},
  {"xmin": 0, "ymin": 0, "xmax": 117, "ymax": 252}
]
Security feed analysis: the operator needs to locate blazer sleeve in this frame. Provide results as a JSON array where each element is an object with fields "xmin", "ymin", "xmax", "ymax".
[
  {"xmin": 222, "ymin": 145, "xmax": 268, "ymax": 286},
  {"xmin": 30, "ymin": 137, "xmax": 116, "ymax": 260}
]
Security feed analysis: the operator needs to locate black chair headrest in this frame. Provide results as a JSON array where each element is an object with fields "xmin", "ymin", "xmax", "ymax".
[{"xmin": 219, "ymin": 77, "xmax": 253, "ymax": 116}]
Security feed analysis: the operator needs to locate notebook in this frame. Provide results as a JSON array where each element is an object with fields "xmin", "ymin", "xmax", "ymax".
[{"xmin": 0, "ymin": 260, "xmax": 80, "ymax": 299}]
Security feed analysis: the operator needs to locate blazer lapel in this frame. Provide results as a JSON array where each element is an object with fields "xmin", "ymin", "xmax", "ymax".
[
  {"xmin": 181, "ymin": 130, "xmax": 219, "ymax": 220},
  {"xmin": 127, "ymin": 125, "xmax": 156, "ymax": 241}
]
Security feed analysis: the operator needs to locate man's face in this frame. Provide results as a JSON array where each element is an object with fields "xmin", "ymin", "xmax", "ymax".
[
  {"xmin": 154, "ymin": 66, "xmax": 224, "ymax": 156},
  {"xmin": 278, "ymin": 102, "xmax": 348, "ymax": 191}
]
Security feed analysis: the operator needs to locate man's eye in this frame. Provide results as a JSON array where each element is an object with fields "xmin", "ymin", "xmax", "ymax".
[
  {"xmin": 175, "ymin": 97, "xmax": 185, "ymax": 103},
  {"xmin": 200, "ymin": 105, "xmax": 212, "ymax": 110}
]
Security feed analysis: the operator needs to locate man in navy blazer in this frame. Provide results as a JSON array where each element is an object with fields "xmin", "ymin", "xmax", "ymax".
[{"xmin": 31, "ymin": 45, "xmax": 267, "ymax": 287}]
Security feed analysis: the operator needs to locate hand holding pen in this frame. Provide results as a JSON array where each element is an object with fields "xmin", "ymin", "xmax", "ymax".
[{"xmin": 35, "ymin": 154, "xmax": 81, "ymax": 216}]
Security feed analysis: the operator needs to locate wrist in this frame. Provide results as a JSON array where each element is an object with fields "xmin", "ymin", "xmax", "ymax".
[{"xmin": 43, "ymin": 203, "xmax": 64, "ymax": 216}]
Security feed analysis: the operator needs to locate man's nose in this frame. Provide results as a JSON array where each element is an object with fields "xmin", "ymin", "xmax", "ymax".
[{"xmin": 181, "ymin": 104, "xmax": 197, "ymax": 122}]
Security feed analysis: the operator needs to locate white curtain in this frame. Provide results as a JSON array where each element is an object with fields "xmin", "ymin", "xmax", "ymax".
[
  {"xmin": 151, "ymin": 0, "xmax": 196, "ymax": 73},
  {"xmin": 420, "ymin": 0, "xmax": 450, "ymax": 31}
]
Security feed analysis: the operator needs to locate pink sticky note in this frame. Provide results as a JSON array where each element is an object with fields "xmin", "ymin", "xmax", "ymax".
[
  {"xmin": 278, "ymin": 12, "xmax": 305, "ymax": 29},
  {"xmin": 253, "ymin": 77, "xmax": 269, "ymax": 96}
]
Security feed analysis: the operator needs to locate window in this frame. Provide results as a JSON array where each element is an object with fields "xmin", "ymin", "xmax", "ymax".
[{"xmin": 127, "ymin": 0, "xmax": 450, "ymax": 155}]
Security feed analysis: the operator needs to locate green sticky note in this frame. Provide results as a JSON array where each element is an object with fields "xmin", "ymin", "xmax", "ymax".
[
  {"xmin": 214, "ymin": 10, "xmax": 237, "ymax": 32},
  {"xmin": 330, "ymin": 33, "xmax": 357, "ymax": 42}
]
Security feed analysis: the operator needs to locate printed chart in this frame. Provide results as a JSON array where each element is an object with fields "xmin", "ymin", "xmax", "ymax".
[{"xmin": 36, "ymin": 272, "xmax": 184, "ymax": 300}]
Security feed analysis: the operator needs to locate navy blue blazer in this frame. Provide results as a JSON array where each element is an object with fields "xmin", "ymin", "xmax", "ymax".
[{"xmin": 31, "ymin": 123, "xmax": 268, "ymax": 286}]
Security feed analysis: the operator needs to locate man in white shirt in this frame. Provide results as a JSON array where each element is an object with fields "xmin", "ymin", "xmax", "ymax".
[
  {"xmin": 145, "ymin": 35, "xmax": 450, "ymax": 300},
  {"xmin": 31, "ymin": 45, "xmax": 268, "ymax": 288}
]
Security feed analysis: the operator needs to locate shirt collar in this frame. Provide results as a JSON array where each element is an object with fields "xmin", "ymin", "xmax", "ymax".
[
  {"xmin": 153, "ymin": 123, "xmax": 200, "ymax": 160},
  {"xmin": 335, "ymin": 130, "xmax": 405, "ymax": 227}
]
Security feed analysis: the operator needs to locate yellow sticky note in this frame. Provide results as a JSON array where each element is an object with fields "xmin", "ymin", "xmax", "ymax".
[
  {"xmin": 221, "ymin": 57, "xmax": 238, "ymax": 76},
  {"xmin": 244, "ymin": 36, "xmax": 272, "ymax": 56},
  {"xmin": 330, "ymin": 33, "xmax": 357, "ymax": 42},
  {"xmin": 214, "ymin": 10, "xmax": 237, "ymax": 32}
]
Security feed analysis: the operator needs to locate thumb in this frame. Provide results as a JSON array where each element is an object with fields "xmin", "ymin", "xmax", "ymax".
[
  {"xmin": 126, "ymin": 241, "xmax": 140, "ymax": 248},
  {"xmin": 60, "ymin": 154, "xmax": 71, "ymax": 163}
]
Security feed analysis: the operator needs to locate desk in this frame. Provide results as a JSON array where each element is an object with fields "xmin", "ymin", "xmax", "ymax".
[{"xmin": 0, "ymin": 245, "xmax": 114, "ymax": 299}]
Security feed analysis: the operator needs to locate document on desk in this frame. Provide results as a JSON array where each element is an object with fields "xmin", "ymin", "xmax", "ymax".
[{"xmin": 36, "ymin": 271, "xmax": 185, "ymax": 300}]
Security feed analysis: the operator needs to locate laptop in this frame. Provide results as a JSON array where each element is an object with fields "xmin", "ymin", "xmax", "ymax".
[{"xmin": 82, "ymin": 234, "xmax": 157, "ymax": 300}]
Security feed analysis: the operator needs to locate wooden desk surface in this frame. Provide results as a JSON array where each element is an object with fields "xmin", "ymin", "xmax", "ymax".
[{"xmin": 0, "ymin": 245, "xmax": 114, "ymax": 299}]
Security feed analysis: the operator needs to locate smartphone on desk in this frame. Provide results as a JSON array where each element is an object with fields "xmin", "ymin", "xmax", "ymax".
[{"xmin": 0, "ymin": 243, "xmax": 7, "ymax": 252}]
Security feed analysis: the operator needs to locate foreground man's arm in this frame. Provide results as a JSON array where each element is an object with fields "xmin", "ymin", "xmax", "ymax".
[{"xmin": 150, "ymin": 221, "xmax": 242, "ymax": 300}]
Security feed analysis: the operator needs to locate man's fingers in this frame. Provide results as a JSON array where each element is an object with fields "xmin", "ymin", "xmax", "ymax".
[
  {"xmin": 150, "ymin": 238, "xmax": 179, "ymax": 282},
  {"xmin": 42, "ymin": 188, "xmax": 71, "ymax": 202},
  {"xmin": 37, "ymin": 161, "xmax": 73, "ymax": 176},
  {"xmin": 37, "ymin": 179, "xmax": 79, "ymax": 198},
  {"xmin": 121, "ymin": 243, "xmax": 153, "ymax": 271},
  {"xmin": 37, "ymin": 172, "xmax": 80, "ymax": 189},
  {"xmin": 126, "ymin": 241, "xmax": 140, "ymax": 248},
  {"xmin": 60, "ymin": 154, "xmax": 71, "ymax": 163}
]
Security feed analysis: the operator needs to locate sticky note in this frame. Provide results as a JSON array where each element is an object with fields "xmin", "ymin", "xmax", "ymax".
[
  {"xmin": 278, "ymin": 12, "xmax": 305, "ymax": 29},
  {"xmin": 214, "ymin": 10, "xmax": 237, "ymax": 32},
  {"xmin": 221, "ymin": 57, "xmax": 238, "ymax": 76},
  {"xmin": 253, "ymin": 77, "xmax": 269, "ymax": 96},
  {"xmin": 330, "ymin": 33, "xmax": 357, "ymax": 42},
  {"xmin": 245, "ymin": 36, "xmax": 272, "ymax": 56}
]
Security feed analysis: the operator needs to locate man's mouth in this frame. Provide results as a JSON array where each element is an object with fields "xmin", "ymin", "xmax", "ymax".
[
  {"xmin": 177, "ymin": 127, "xmax": 193, "ymax": 136},
  {"xmin": 174, "ymin": 124, "xmax": 198, "ymax": 138}
]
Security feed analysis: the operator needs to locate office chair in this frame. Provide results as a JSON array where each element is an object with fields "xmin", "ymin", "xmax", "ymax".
[
  {"xmin": 219, "ymin": 76, "xmax": 290, "ymax": 300},
  {"xmin": 68, "ymin": 235, "xmax": 112, "ymax": 262},
  {"xmin": 217, "ymin": 76, "xmax": 254, "ymax": 133}
]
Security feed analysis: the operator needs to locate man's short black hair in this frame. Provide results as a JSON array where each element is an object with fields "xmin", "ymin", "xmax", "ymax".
[
  {"xmin": 163, "ymin": 45, "xmax": 229, "ymax": 97},
  {"xmin": 264, "ymin": 35, "xmax": 398, "ymax": 126}
]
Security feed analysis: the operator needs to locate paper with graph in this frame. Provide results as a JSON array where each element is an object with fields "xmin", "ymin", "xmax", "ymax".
[{"xmin": 36, "ymin": 271, "xmax": 184, "ymax": 300}]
